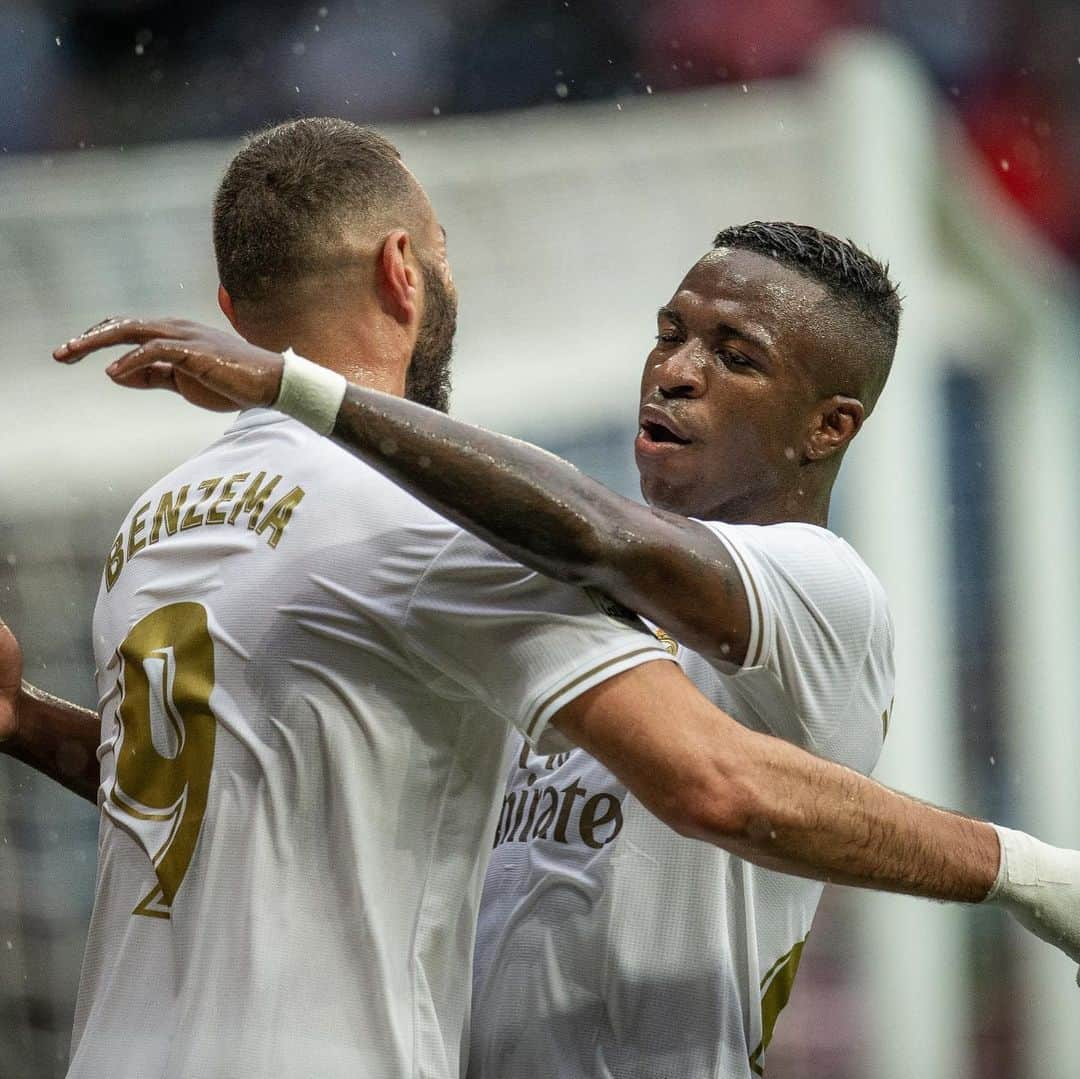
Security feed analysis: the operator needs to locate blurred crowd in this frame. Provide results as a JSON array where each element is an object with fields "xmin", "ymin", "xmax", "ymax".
[{"xmin": 2, "ymin": 0, "xmax": 1077, "ymax": 258}]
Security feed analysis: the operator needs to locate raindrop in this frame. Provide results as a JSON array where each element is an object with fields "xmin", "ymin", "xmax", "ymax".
[
  {"xmin": 5, "ymin": 553, "xmax": 15, "ymax": 566},
  {"xmin": 1000, "ymin": 159, "xmax": 1010, "ymax": 171},
  {"xmin": 135, "ymin": 43, "xmax": 144, "ymax": 56},
  {"xmin": 645, "ymin": 84, "xmax": 653, "ymax": 94},
  {"xmin": 555, "ymin": 81, "xmax": 569, "ymax": 98},
  {"xmin": 989, "ymin": 755, "xmax": 996, "ymax": 766},
  {"xmin": 318, "ymin": 5, "xmax": 328, "ymax": 15},
  {"xmin": 741, "ymin": 83, "xmax": 748, "ymax": 93},
  {"xmin": 615, "ymin": 103, "xmax": 622, "ymax": 111},
  {"xmin": 55, "ymin": 36, "xmax": 61, "ymax": 46},
  {"xmin": 292, "ymin": 42, "xmax": 306, "ymax": 56},
  {"xmin": 432, "ymin": 105, "xmax": 441, "ymax": 116}
]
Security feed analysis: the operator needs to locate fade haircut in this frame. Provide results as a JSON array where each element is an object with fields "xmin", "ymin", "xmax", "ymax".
[
  {"xmin": 213, "ymin": 118, "xmax": 422, "ymax": 304},
  {"xmin": 712, "ymin": 221, "xmax": 902, "ymax": 408}
]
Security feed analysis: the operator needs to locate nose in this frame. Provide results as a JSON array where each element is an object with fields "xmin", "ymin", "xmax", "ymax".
[{"xmin": 654, "ymin": 343, "xmax": 707, "ymax": 400}]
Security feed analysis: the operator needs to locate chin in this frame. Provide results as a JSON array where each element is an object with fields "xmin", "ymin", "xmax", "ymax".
[{"xmin": 639, "ymin": 475, "xmax": 693, "ymax": 515}]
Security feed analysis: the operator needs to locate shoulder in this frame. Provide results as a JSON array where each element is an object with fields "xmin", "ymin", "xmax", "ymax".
[
  {"xmin": 697, "ymin": 520, "xmax": 890, "ymax": 667},
  {"xmin": 698, "ymin": 521, "xmax": 883, "ymax": 607}
]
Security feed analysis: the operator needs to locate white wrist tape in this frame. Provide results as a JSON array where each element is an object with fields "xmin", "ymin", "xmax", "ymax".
[
  {"xmin": 986, "ymin": 824, "xmax": 1080, "ymax": 978},
  {"xmin": 274, "ymin": 348, "xmax": 347, "ymax": 435}
]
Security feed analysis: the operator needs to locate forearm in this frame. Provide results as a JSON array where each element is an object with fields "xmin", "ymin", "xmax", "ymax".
[
  {"xmin": 558, "ymin": 663, "xmax": 998, "ymax": 904},
  {"xmin": 709, "ymin": 730, "xmax": 999, "ymax": 902},
  {"xmin": 2, "ymin": 683, "xmax": 100, "ymax": 804},
  {"xmin": 331, "ymin": 384, "xmax": 636, "ymax": 587}
]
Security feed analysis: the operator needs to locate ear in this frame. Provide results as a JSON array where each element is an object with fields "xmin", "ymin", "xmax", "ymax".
[
  {"xmin": 378, "ymin": 230, "xmax": 420, "ymax": 326},
  {"xmin": 805, "ymin": 396, "xmax": 865, "ymax": 461},
  {"xmin": 218, "ymin": 284, "xmax": 239, "ymax": 330}
]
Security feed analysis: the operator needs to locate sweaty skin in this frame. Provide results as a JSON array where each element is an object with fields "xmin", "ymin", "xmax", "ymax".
[{"xmin": 45, "ymin": 315, "xmax": 1011, "ymax": 908}]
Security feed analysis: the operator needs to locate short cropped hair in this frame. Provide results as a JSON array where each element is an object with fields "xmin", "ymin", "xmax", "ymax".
[
  {"xmin": 713, "ymin": 221, "xmax": 901, "ymax": 406},
  {"xmin": 213, "ymin": 118, "xmax": 420, "ymax": 303}
]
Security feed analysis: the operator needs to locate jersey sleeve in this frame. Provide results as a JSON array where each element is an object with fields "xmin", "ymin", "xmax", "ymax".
[
  {"xmin": 697, "ymin": 521, "xmax": 894, "ymax": 774},
  {"xmin": 399, "ymin": 531, "xmax": 675, "ymax": 751}
]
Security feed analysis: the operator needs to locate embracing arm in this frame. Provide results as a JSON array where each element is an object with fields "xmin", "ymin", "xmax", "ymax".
[
  {"xmin": 555, "ymin": 659, "xmax": 998, "ymax": 900},
  {"xmin": 0, "ymin": 619, "xmax": 99, "ymax": 804},
  {"xmin": 553, "ymin": 660, "xmax": 1080, "ymax": 975},
  {"xmin": 53, "ymin": 322, "xmax": 751, "ymax": 664},
  {"xmin": 328, "ymin": 384, "xmax": 752, "ymax": 663}
]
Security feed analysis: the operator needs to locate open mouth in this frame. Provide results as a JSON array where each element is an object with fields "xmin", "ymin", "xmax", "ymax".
[{"xmin": 639, "ymin": 420, "xmax": 690, "ymax": 445}]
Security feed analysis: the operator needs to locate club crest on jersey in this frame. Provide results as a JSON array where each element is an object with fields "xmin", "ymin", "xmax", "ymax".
[
  {"xmin": 584, "ymin": 587, "xmax": 650, "ymax": 635},
  {"xmin": 652, "ymin": 627, "xmax": 679, "ymax": 656}
]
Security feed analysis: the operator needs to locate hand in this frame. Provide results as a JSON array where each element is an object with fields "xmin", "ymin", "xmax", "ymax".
[
  {"xmin": 53, "ymin": 318, "xmax": 286, "ymax": 414},
  {"xmin": 987, "ymin": 826, "xmax": 1080, "ymax": 986},
  {"xmin": 0, "ymin": 615, "xmax": 23, "ymax": 744}
]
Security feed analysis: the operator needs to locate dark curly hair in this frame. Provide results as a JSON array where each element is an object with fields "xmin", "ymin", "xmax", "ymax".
[{"xmin": 713, "ymin": 221, "xmax": 901, "ymax": 408}]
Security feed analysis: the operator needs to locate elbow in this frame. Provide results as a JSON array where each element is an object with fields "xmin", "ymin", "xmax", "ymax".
[{"xmin": 661, "ymin": 764, "xmax": 771, "ymax": 849}]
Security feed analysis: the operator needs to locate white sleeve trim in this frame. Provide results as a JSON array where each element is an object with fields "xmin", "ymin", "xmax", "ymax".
[
  {"xmin": 692, "ymin": 520, "xmax": 770, "ymax": 671},
  {"xmin": 522, "ymin": 647, "xmax": 677, "ymax": 744}
]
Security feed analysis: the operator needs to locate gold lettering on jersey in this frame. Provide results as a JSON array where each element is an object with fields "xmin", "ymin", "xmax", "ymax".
[
  {"xmin": 110, "ymin": 603, "xmax": 217, "ymax": 919},
  {"xmin": 104, "ymin": 469, "xmax": 304, "ymax": 590},
  {"xmin": 228, "ymin": 471, "xmax": 280, "ymax": 526},
  {"xmin": 180, "ymin": 477, "xmax": 222, "ymax": 531},
  {"xmin": 493, "ymin": 748, "xmax": 624, "ymax": 850},
  {"xmin": 126, "ymin": 500, "xmax": 152, "ymax": 560},
  {"xmin": 255, "ymin": 486, "xmax": 306, "ymax": 549},
  {"xmin": 105, "ymin": 533, "xmax": 125, "ymax": 591},
  {"xmin": 150, "ymin": 485, "xmax": 190, "ymax": 545},
  {"xmin": 205, "ymin": 472, "xmax": 249, "ymax": 525}
]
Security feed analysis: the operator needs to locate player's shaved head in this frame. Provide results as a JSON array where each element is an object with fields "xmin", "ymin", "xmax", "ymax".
[
  {"xmin": 213, "ymin": 117, "xmax": 430, "ymax": 306},
  {"xmin": 711, "ymin": 222, "xmax": 901, "ymax": 415}
]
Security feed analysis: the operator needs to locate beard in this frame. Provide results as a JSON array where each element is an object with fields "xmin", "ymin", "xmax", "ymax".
[{"xmin": 405, "ymin": 258, "xmax": 456, "ymax": 413}]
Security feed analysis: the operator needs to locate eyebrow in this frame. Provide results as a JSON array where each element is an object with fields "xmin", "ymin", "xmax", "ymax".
[
  {"xmin": 657, "ymin": 306, "xmax": 686, "ymax": 331},
  {"xmin": 658, "ymin": 305, "xmax": 774, "ymax": 359}
]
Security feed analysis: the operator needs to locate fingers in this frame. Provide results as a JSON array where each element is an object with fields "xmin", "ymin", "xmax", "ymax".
[
  {"xmin": 105, "ymin": 341, "xmax": 191, "ymax": 382},
  {"xmin": 109, "ymin": 360, "xmax": 178, "ymax": 392},
  {"xmin": 53, "ymin": 317, "xmax": 192, "ymax": 364}
]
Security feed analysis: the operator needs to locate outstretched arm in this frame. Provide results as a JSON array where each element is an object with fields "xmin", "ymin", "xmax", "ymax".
[
  {"xmin": 55, "ymin": 318, "xmax": 1080, "ymax": 977},
  {"xmin": 553, "ymin": 660, "xmax": 1080, "ymax": 976},
  {"xmin": 54, "ymin": 322, "xmax": 752, "ymax": 663},
  {"xmin": 0, "ymin": 618, "xmax": 100, "ymax": 804}
]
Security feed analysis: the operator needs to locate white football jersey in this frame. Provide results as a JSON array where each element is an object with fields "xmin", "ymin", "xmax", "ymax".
[
  {"xmin": 470, "ymin": 521, "xmax": 894, "ymax": 1079},
  {"xmin": 69, "ymin": 409, "xmax": 671, "ymax": 1079}
]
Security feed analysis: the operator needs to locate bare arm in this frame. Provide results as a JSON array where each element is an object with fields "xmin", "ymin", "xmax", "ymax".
[
  {"xmin": 553, "ymin": 659, "xmax": 999, "ymax": 900},
  {"xmin": 53, "ymin": 321, "xmax": 752, "ymax": 663},
  {"xmin": 0, "ymin": 619, "xmax": 99, "ymax": 804},
  {"xmin": 328, "ymin": 385, "xmax": 753, "ymax": 663}
]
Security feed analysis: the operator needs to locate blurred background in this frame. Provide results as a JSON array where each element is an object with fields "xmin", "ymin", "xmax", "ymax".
[{"xmin": 0, "ymin": 2, "xmax": 1078, "ymax": 1077}]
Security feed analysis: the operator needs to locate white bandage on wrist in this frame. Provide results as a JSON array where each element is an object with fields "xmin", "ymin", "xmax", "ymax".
[
  {"xmin": 986, "ymin": 823, "xmax": 1080, "ymax": 980},
  {"xmin": 274, "ymin": 348, "xmax": 347, "ymax": 435}
]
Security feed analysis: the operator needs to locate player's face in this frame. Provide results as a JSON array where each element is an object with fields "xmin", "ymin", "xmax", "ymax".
[
  {"xmin": 635, "ymin": 249, "xmax": 831, "ymax": 521},
  {"xmin": 406, "ymin": 216, "xmax": 458, "ymax": 413}
]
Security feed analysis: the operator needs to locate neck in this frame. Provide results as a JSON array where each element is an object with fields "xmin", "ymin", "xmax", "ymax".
[
  {"xmin": 237, "ymin": 304, "xmax": 411, "ymax": 399},
  {"xmin": 698, "ymin": 477, "xmax": 834, "ymax": 528}
]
